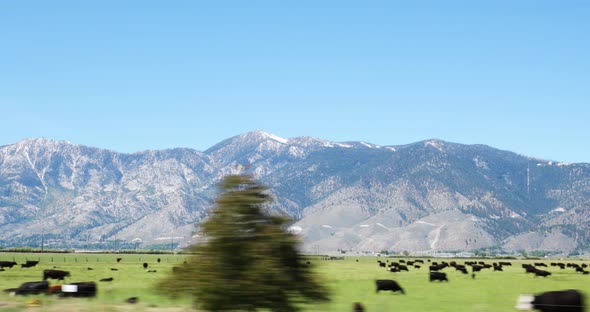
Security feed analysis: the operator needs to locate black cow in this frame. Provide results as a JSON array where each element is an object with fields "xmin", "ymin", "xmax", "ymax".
[
  {"xmin": 398, "ymin": 265, "xmax": 409, "ymax": 272},
  {"xmin": 100, "ymin": 277, "xmax": 114, "ymax": 282},
  {"xmin": 516, "ymin": 289, "xmax": 584, "ymax": 312},
  {"xmin": 126, "ymin": 297, "xmax": 139, "ymax": 304},
  {"xmin": 430, "ymin": 272, "xmax": 448, "ymax": 282},
  {"xmin": 5, "ymin": 281, "xmax": 48, "ymax": 295},
  {"xmin": 157, "ymin": 258, "xmax": 161, "ymax": 263},
  {"xmin": 523, "ymin": 264, "xmax": 538, "ymax": 274},
  {"xmin": 535, "ymin": 270, "xmax": 551, "ymax": 277},
  {"xmin": 60, "ymin": 282, "xmax": 97, "ymax": 298},
  {"xmin": 21, "ymin": 260, "xmax": 40, "ymax": 268},
  {"xmin": 472, "ymin": 265, "xmax": 483, "ymax": 272},
  {"xmin": 116, "ymin": 258, "xmax": 122, "ymax": 262},
  {"xmin": 143, "ymin": 263, "xmax": 148, "ymax": 269},
  {"xmin": 375, "ymin": 279, "xmax": 405, "ymax": 294},
  {"xmin": 379, "ymin": 262, "xmax": 386, "ymax": 268},
  {"xmin": 43, "ymin": 269, "xmax": 70, "ymax": 281},
  {"xmin": 0, "ymin": 261, "xmax": 17, "ymax": 269},
  {"xmin": 429, "ymin": 264, "xmax": 444, "ymax": 271},
  {"xmin": 352, "ymin": 302, "xmax": 365, "ymax": 312}
]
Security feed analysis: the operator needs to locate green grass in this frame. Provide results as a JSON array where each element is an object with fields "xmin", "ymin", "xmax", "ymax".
[
  {"xmin": 0, "ymin": 253, "xmax": 193, "ymax": 309},
  {"xmin": 0, "ymin": 253, "xmax": 589, "ymax": 311}
]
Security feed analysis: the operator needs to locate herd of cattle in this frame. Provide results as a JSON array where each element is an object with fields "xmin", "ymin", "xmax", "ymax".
[
  {"xmin": 0, "ymin": 257, "xmax": 163, "ymax": 301},
  {"xmin": 375, "ymin": 258, "xmax": 587, "ymax": 311},
  {"xmin": 1, "ymin": 256, "xmax": 588, "ymax": 311}
]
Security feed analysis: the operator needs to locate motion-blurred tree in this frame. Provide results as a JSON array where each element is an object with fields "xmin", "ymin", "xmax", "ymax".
[{"xmin": 157, "ymin": 174, "xmax": 330, "ymax": 311}]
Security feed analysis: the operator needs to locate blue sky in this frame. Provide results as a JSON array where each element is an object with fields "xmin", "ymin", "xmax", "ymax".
[{"xmin": 1, "ymin": 1, "xmax": 588, "ymax": 162}]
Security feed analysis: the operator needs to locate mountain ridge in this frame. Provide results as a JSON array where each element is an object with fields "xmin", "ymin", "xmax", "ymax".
[{"xmin": 0, "ymin": 131, "xmax": 589, "ymax": 253}]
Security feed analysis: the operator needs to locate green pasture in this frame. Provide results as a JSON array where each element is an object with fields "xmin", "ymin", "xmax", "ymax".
[
  {"xmin": 0, "ymin": 253, "xmax": 193, "ymax": 310},
  {"xmin": 0, "ymin": 253, "xmax": 589, "ymax": 311}
]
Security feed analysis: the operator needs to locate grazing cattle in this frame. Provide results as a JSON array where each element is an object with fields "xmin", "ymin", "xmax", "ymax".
[
  {"xmin": 430, "ymin": 272, "xmax": 448, "ymax": 282},
  {"xmin": 415, "ymin": 259, "xmax": 424, "ymax": 264},
  {"xmin": 143, "ymin": 263, "xmax": 148, "ymax": 269},
  {"xmin": 523, "ymin": 264, "xmax": 538, "ymax": 274},
  {"xmin": 379, "ymin": 262, "xmax": 386, "ymax": 268},
  {"xmin": 414, "ymin": 265, "xmax": 421, "ymax": 269},
  {"xmin": 0, "ymin": 261, "xmax": 17, "ymax": 269},
  {"xmin": 21, "ymin": 260, "xmax": 40, "ymax": 268},
  {"xmin": 6, "ymin": 281, "xmax": 48, "ymax": 295},
  {"xmin": 399, "ymin": 260, "xmax": 406, "ymax": 263},
  {"xmin": 111, "ymin": 268, "xmax": 118, "ymax": 271},
  {"xmin": 157, "ymin": 258, "xmax": 161, "ymax": 263},
  {"xmin": 458, "ymin": 267, "xmax": 469, "ymax": 274},
  {"xmin": 126, "ymin": 297, "xmax": 139, "ymax": 304},
  {"xmin": 534, "ymin": 263, "xmax": 548, "ymax": 267},
  {"xmin": 375, "ymin": 279, "xmax": 405, "ymax": 294},
  {"xmin": 47, "ymin": 285, "xmax": 62, "ymax": 295},
  {"xmin": 472, "ymin": 265, "xmax": 483, "ymax": 272},
  {"xmin": 388, "ymin": 267, "xmax": 400, "ymax": 272},
  {"xmin": 352, "ymin": 302, "xmax": 365, "ymax": 312},
  {"xmin": 147, "ymin": 269, "xmax": 157, "ymax": 273},
  {"xmin": 516, "ymin": 289, "xmax": 584, "ymax": 312},
  {"xmin": 100, "ymin": 277, "xmax": 114, "ymax": 282},
  {"xmin": 116, "ymin": 258, "xmax": 122, "ymax": 262},
  {"xmin": 534, "ymin": 270, "xmax": 551, "ymax": 277},
  {"xmin": 60, "ymin": 282, "xmax": 97, "ymax": 298},
  {"xmin": 87, "ymin": 267, "xmax": 94, "ymax": 270},
  {"xmin": 398, "ymin": 265, "xmax": 409, "ymax": 272},
  {"xmin": 43, "ymin": 269, "xmax": 70, "ymax": 281}
]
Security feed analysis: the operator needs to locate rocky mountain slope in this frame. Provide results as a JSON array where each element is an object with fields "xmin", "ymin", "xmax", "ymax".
[{"xmin": 0, "ymin": 131, "xmax": 589, "ymax": 253}]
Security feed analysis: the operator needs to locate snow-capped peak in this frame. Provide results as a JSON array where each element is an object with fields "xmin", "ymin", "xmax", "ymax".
[{"xmin": 246, "ymin": 130, "xmax": 289, "ymax": 144}]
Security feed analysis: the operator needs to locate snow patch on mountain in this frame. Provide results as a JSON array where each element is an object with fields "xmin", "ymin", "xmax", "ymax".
[
  {"xmin": 425, "ymin": 140, "xmax": 444, "ymax": 152},
  {"xmin": 551, "ymin": 207, "xmax": 566, "ymax": 213}
]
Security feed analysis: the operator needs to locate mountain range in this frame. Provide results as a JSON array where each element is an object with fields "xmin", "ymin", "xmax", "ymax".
[{"xmin": 0, "ymin": 130, "xmax": 589, "ymax": 253}]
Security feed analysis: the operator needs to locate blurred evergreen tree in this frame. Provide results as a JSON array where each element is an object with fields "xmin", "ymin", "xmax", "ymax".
[{"xmin": 157, "ymin": 174, "xmax": 330, "ymax": 311}]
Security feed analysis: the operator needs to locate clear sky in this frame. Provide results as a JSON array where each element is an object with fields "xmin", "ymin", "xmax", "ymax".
[{"xmin": 1, "ymin": 1, "xmax": 588, "ymax": 163}]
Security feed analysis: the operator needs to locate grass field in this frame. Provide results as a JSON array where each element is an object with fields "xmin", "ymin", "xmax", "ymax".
[{"xmin": 0, "ymin": 253, "xmax": 589, "ymax": 311}]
